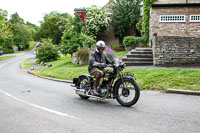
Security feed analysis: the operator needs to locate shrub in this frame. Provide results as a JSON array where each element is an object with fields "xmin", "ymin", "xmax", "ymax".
[
  {"xmin": 123, "ymin": 36, "xmax": 145, "ymax": 48},
  {"xmin": 2, "ymin": 48, "xmax": 13, "ymax": 54},
  {"xmin": 60, "ymin": 14, "xmax": 95, "ymax": 55},
  {"xmin": 110, "ymin": 44, "xmax": 120, "ymax": 51},
  {"xmin": 76, "ymin": 47, "xmax": 90, "ymax": 64},
  {"xmin": 82, "ymin": 5, "xmax": 111, "ymax": 39},
  {"xmin": 112, "ymin": 0, "xmax": 141, "ymax": 42},
  {"xmin": 36, "ymin": 39, "xmax": 59, "ymax": 62}
]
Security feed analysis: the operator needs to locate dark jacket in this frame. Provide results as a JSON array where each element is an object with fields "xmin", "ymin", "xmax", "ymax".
[{"xmin": 88, "ymin": 51, "xmax": 112, "ymax": 72}]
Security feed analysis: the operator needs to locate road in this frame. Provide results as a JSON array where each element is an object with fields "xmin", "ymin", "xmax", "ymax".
[{"xmin": 0, "ymin": 49, "xmax": 200, "ymax": 133}]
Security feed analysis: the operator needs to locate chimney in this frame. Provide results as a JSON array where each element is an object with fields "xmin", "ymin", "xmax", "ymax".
[{"xmin": 109, "ymin": 0, "xmax": 112, "ymax": 3}]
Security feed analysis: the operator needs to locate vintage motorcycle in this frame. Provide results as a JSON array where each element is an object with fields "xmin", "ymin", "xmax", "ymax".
[{"xmin": 72, "ymin": 59, "xmax": 140, "ymax": 107}]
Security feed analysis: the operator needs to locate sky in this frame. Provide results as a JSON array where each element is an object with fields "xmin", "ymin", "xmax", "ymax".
[{"xmin": 0, "ymin": 0, "xmax": 109, "ymax": 25}]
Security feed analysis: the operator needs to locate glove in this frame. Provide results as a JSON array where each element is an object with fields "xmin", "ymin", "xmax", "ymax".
[{"xmin": 100, "ymin": 63, "xmax": 107, "ymax": 67}]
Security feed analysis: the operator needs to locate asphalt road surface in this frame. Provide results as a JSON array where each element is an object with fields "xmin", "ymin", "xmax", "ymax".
[{"xmin": 0, "ymin": 49, "xmax": 200, "ymax": 133}]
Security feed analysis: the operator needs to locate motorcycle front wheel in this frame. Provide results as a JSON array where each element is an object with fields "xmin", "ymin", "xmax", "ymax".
[{"xmin": 115, "ymin": 79, "xmax": 140, "ymax": 107}]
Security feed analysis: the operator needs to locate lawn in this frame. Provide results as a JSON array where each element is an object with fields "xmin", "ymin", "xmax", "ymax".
[
  {"xmin": 20, "ymin": 58, "xmax": 32, "ymax": 68},
  {"xmin": 24, "ymin": 52, "xmax": 200, "ymax": 92},
  {"xmin": 20, "ymin": 51, "xmax": 200, "ymax": 91},
  {"xmin": 32, "ymin": 67, "xmax": 200, "ymax": 91},
  {"xmin": 0, "ymin": 55, "xmax": 15, "ymax": 61}
]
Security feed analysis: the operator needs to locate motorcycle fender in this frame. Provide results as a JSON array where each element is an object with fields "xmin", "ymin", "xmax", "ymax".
[
  {"xmin": 73, "ymin": 74, "xmax": 91, "ymax": 88},
  {"xmin": 113, "ymin": 76, "xmax": 135, "ymax": 98},
  {"xmin": 78, "ymin": 74, "xmax": 91, "ymax": 81}
]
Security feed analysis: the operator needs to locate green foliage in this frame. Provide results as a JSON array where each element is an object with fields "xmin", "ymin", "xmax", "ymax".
[
  {"xmin": 36, "ymin": 39, "xmax": 59, "ymax": 62},
  {"xmin": 110, "ymin": 44, "xmax": 120, "ymax": 51},
  {"xmin": 123, "ymin": 36, "xmax": 145, "ymax": 48},
  {"xmin": 112, "ymin": 0, "xmax": 141, "ymax": 42},
  {"xmin": 0, "ymin": 12, "xmax": 13, "ymax": 53},
  {"xmin": 60, "ymin": 15, "xmax": 95, "ymax": 55},
  {"xmin": 33, "ymin": 66, "xmax": 200, "ymax": 91},
  {"xmin": 76, "ymin": 47, "xmax": 90, "ymax": 64},
  {"xmin": 60, "ymin": 32, "xmax": 95, "ymax": 55},
  {"xmin": 9, "ymin": 12, "xmax": 24, "ymax": 24},
  {"xmin": 141, "ymin": 0, "xmax": 158, "ymax": 43},
  {"xmin": 82, "ymin": 6, "xmax": 112, "ymax": 38},
  {"xmin": 0, "ymin": 9, "xmax": 8, "ymax": 20},
  {"xmin": 12, "ymin": 23, "xmax": 32, "ymax": 50},
  {"xmin": 36, "ymin": 11, "xmax": 68, "ymax": 45}
]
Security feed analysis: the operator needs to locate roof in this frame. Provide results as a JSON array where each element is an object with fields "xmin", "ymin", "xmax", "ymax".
[{"xmin": 152, "ymin": 3, "xmax": 200, "ymax": 7}]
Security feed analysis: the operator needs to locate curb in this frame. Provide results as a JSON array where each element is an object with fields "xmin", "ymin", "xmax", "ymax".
[
  {"xmin": 20, "ymin": 64, "xmax": 73, "ymax": 84},
  {"xmin": 166, "ymin": 89, "xmax": 200, "ymax": 96},
  {"xmin": 27, "ymin": 71, "xmax": 73, "ymax": 84}
]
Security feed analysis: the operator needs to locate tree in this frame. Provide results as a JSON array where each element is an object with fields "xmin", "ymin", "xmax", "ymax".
[
  {"xmin": 0, "ymin": 9, "xmax": 13, "ymax": 53},
  {"xmin": 112, "ymin": 0, "xmax": 141, "ymax": 43},
  {"xmin": 82, "ymin": 6, "xmax": 112, "ymax": 39},
  {"xmin": 36, "ymin": 11, "xmax": 68, "ymax": 45},
  {"xmin": 60, "ymin": 15, "xmax": 95, "ymax": 55},
  {"xmin": 9, "ymin": 12, "xmax": 24, "ymax": 24},
  {"xmin": 0, "ymin": 9, "xmax": 8, "ymax": 20},
  {"xmin": 12, "ymin": 23, "xmax": 32, "ymax": 50}
]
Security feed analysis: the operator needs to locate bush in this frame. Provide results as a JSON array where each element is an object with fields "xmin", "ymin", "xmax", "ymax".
[
  {"xmin": 76, "ymin": 47, "xmax": 90, "ymax": 64},
  {"xmin": 82, "ymin": 5, "xmax": 111, "ymax": 39},
  {"xmin": 123, "ymin": 36, "xmax": 146, "ymax": 48},
  {"xmin": 60, "ymin": 14, "xmax": 95, "ymax": 55},
  {"xmin": 60, "ymin": 32, "xmax": 95, "ymax": 55},
  {"xmin": 2, "ymin": 48, "xmax": 13, "ymax": 54},
  {"xmin": 36, "ymin": 39, "xmax": 59, "ymax": 62},
  {"xmin": 110, "ymin": 44, "xmax": 120, "ymax": 51}
]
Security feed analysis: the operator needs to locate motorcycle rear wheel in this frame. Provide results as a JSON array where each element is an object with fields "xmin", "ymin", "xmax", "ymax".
[
  {"xmin": 78, "ymin": 77, "xmax": 90, "ymax": 99},
  {"xmin": 115, "ymin": 79, "xmax": 140, "ymax": 107}
]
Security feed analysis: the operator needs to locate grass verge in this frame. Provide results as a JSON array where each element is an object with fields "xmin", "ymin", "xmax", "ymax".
[
  {"xmin": 26, "ymin": 53, "xmax": 200, "ymax": 91},
  {"xmin": 114, "ymin": 50, "xmax": 126, "ymax": 56},
  {"xmin": 0, "ymin": 55, "xmax": 15, "ymax": 61},
  {"xmin": 32, "ymin": 67, "xmax": 200, "ymax": 91},
  {"xmin": 21, "ymin": 58, "xmax": 32, "ymax": 68}
]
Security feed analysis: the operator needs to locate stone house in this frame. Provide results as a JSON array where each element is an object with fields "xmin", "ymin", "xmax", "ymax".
[{"xmin": 150, "ymin": 0, "xmax": 200, "ymax": 66}]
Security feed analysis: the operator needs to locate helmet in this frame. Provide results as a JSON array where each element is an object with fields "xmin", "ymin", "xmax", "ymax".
[{"xmin": 96, "ymin": 41, "xmax": 106, "ymax": 51}]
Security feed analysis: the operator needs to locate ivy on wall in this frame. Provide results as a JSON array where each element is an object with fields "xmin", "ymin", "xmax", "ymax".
[{"xmin": 141, "ymin": 0, "xmax": 158, "ymax": 43}]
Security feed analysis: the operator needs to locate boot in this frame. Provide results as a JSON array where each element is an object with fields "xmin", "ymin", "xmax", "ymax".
[{"xmin": 92, "ymin": 74, "xmax": 101, "ymax": 96}]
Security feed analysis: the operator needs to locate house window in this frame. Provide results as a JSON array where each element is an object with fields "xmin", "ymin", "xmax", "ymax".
[
  {"xmin": 190, "ymin": 15, "xmax": 200, "ymax": 22},
  {"xmin": 159, "ymin": 15, "xmax": 186, "ymax": 22}
]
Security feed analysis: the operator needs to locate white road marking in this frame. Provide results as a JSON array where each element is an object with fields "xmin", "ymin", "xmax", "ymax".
[{"xmin": 0, "ymin": 89, "xmax": 80, "ymax": 120}]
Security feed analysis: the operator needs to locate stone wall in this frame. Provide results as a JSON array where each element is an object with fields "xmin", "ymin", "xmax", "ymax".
[
  {"xmin": 155, "ymin": 0, "xmax": 200, "ymax": 4},
  {"xmin": 150, "ymin": 5, "xmax": 200, "ymax": 40},
  {"xmin": 153, "ymin": 36, "xmax": 200, "ymax": 66}
]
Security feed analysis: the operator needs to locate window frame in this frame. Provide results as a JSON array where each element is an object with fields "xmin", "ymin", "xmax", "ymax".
[
  {"xmin": 190, "ymin": 15, "xmax": 200, "ymax": 22},
  {"xmin": 159, "ymin": 15, "xmax": 186, "ymax": 23}
]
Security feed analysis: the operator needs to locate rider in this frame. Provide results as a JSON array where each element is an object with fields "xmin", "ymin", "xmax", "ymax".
[{"xmin": 88, "ymin": 40, "xmax": 112, "ymax": 96}]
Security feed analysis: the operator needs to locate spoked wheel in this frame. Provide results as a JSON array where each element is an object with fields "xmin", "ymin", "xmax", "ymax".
[
  {"xmin": 115, "ymin": 79, "xmax": 140, "ymax": 107},
  {"xmin": 78, "ymin": 77, "xmax": 90, "ymax": 99}
]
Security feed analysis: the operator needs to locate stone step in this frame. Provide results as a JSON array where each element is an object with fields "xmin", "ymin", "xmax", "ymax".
[
  {"xmin": 127, "ymin": 54, "xmax": 153, "ymax": 58},
  {"xmin": 124, "ymin": 61, "xmax": 153, "ymax": 66},
  {"xmin": 130, "ymin": 50, "xmax": 153, "ymax": 54},
  {"xmin": 135, "ymin": 47, "xmax": 152, "ymax": 52},
  {"xmin": 122, "ymin": 58, "xmax": 153, "ymax": 62}
]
